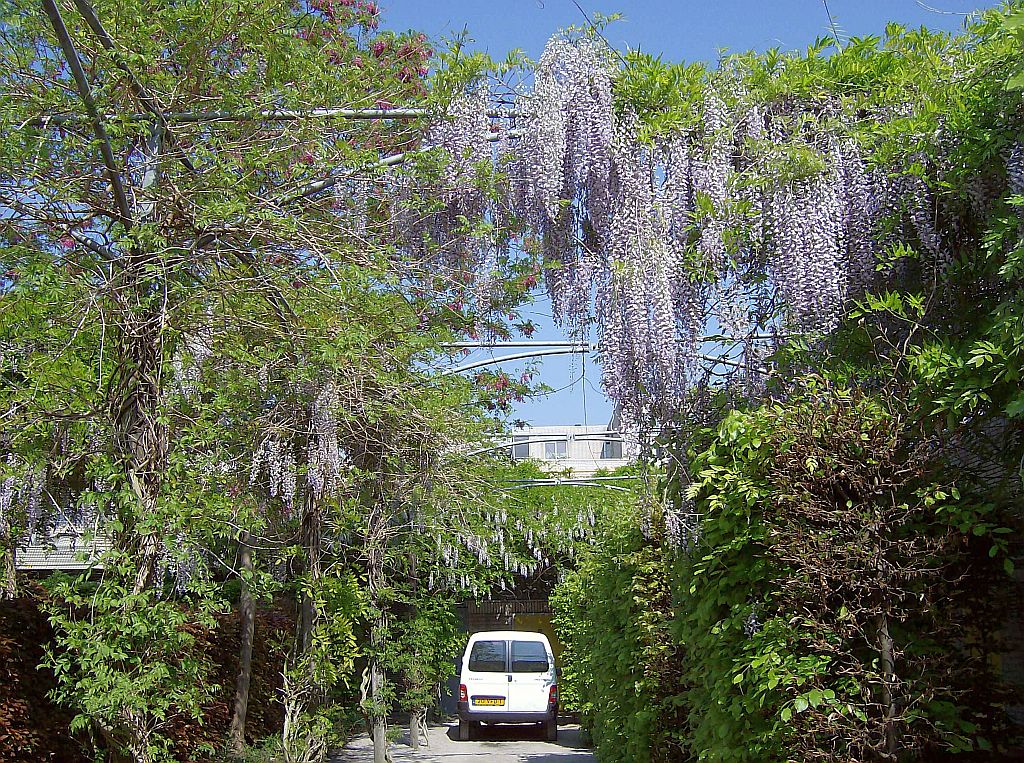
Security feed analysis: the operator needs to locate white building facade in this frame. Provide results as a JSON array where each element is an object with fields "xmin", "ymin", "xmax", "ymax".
[{"xmin": 507, "ymin": 423, "xmax": 631, "ymax": 476}]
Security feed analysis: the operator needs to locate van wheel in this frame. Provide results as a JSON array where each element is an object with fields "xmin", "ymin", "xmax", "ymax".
[
  {"xmin": 545, "ymin": 719, "xmax": 558, "ymax": 742},
  {"xmin": 458, "ymin": 719, "xmax": 470, "ymax": 741}
]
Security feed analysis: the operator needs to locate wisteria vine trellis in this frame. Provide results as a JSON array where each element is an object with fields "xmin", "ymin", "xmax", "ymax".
[{"xmin": 379, "ymin": 32, "xmax": 976, "ymax": 428}]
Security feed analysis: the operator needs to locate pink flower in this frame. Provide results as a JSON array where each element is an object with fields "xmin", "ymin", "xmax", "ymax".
[
  {"xmin": 375, "ymin": 98, "xmax": 393, "ymax": 110},
  {"xmin": 372, "ymin": 39, "xmax": 388, "ymax": 57},
  {"xmin": 352, "ymin": 55, "xmax": 363, "ymax": 68},
  {"xmin": 58, "ymin": 236, "xmax": 74, "ymax": 250},
  {"xmin": 300, "ymin": 150, "xmax": 315, "ymax": 164}
]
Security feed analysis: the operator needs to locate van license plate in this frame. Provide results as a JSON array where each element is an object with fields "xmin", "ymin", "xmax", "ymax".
[{"xmin": 472, "ymin": 697, "xmax": 505, "ymax": 706}]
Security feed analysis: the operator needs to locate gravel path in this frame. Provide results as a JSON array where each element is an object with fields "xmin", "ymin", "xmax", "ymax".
[{"xmin": 330, "ymin": 722, "xmax": 595, "ymax": 763}]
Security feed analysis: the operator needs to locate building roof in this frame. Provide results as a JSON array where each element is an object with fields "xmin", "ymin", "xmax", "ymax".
[{"xmin": 16, "ymin": 525, "xmax": 109, "ymax": 571}]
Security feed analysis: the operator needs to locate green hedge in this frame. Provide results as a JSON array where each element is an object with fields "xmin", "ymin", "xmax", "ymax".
[
  {"xmin": 551, "ymin": 506, "xmax": 687, "ymax": 763},
  {"xmin": 551, "ymin": 385, "xmax": 1015, "ymax": 762}
]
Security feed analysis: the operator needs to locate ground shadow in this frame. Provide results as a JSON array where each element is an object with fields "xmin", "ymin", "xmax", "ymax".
[{"xmin": 444, "ymin": 722, "xmax": 590, "ymax": 750}]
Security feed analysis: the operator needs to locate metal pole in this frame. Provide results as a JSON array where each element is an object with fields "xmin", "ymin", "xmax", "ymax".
[
  {"xmin": 441, "ymin": 347, "xmax": 590, "ymax": 376},
  {"xmin": 444, "ymin": 341, "xmax": 594, "ymax": 349},
  {"xmin": 26, "ymin": 107, "xmax": 525, "ymax": 128}
]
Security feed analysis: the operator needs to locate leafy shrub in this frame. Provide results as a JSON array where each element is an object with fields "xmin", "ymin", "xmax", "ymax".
[
  {"xmin": 43, "ymin": 568, "xmax": 222, "ymax": 763},
  {"xmin": 0, "ymin": 586, "xmax": 88, "ymax": 762},
  {"xmin": 678, "ymin": 382, "xmax": 1016, "ymax": 762},
  {"xmin": 551, "ymin": 503, "xmax": 687, "ymax": 763}
]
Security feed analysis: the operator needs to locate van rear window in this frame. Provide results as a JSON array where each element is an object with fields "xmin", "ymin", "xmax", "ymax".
[
  {"xmin": 511, "ymin": 640, "xmax": 549, "ymax": 673},
  {"xmin": 468, "ymin": 640, "xmax": 507, "ymax": 672}
]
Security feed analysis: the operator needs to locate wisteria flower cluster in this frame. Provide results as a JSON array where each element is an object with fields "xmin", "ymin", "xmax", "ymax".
[
  {"xmin": 382, "ymin": 35, "xmax": 993, "ymax": 422},
  {"xmin": 250, "ymin": 436, "xmax": 297, "ymax": 508},
  {"xmin": 0, "ymin": 454, "xmax": 46, "ymax": 542}
]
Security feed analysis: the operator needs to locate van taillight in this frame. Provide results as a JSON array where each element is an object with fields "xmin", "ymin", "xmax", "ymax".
[
  {"xmin": 549, "ymin": 684, "xmax": 558, "ymax": 704},
  {"xmin": 459, "ymin": 684, "xmax": 468, "ymax": 702}
]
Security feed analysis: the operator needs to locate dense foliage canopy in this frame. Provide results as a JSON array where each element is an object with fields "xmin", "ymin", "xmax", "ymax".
[{"xmin": 3, "ymin": 1, "xmax": 1024, "ymax": 762}]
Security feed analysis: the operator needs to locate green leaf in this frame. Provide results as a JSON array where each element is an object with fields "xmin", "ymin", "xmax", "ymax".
[
  {"xmin": 1003, "ymin": 10, "xmax": 1024, "ymax": 30},
  {"xmin": 1006, "ymin": 393, "xmax": 1024, "ymax": 418},
  {"xmin": 1007, "ymin": 69, "xmax": 1024, "ymax": 91}
]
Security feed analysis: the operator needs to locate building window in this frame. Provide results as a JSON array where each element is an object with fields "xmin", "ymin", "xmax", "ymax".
[
  {"xmin": 601, "ymin": 439, "xmax": 623, "ymax": 459},
  {"xmin": 512, "ymin": 435, "xmax": 530, "ymax": 459},
  {"xmin": 544, "ymin": 440, "xmax": 567, "ymax": 459}
]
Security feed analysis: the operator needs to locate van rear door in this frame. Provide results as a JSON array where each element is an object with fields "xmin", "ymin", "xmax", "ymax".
[
  {"xmin": 506, "ymin": 638, "xmax": 553, "ymax": 714},
  {"xmin": 464, "ymin": 639, "xmax": 510, "ymax": 712}
]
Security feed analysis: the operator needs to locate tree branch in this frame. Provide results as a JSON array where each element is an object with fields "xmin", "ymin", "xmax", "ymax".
[
  {"xmin": 67, "ymin": 0, "xmax": 197, "ymax": 174},
  {"xmin": 41, "ymin": 0, "xmax": 132, "ymax": 226},
  {"xmin": 1, "ymin": 193, "xmax": 119, "ymax": 260}
]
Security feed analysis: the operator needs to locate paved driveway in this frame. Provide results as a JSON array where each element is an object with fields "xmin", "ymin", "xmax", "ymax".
[{"xmin": 331, "ymin": 722, "xmax": 595, "ymax": 763}]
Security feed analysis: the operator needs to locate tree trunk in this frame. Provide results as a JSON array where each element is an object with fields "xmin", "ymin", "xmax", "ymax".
[
  {"xmin": 409, "ymin": 707, "xmax": 428, "ymax": 750},
  {"xmin": 369, "ymin": 604, "xmax": 389, "ymax": 763},
  {"xmin": 371, "ymin": 659, "xmax": 387, "ymax": 763},
  {"xmin": 132, "ymin": 528, "xmax": 160, "ymax": 595},
  {"xmin": 296, "ymin": 498, "xmax": 322, "ymax": 656},
  {"xmin": 280, "ymin": 498, "xmax": 326, "ymax": 762},
  {"xmin": 367, "ymin": 499, "xmax": 390, "ymax": 763},
  {"xmin": 109, "ymin": 304, "xmax": 168, "ymax": 596},
  {"xmin": 407, "ymin": 532, "xmax": 422, "ymax": 751},
  {"xmin": 877, "ymin": 611, "xmax": 898, "ymax": 759},
  {"xmin": 1, "ymin": 537, "xmax": 16, "ymax": 601},
  {"xmin": 228, "ymin": 530, "xmax": 256, "ymax": 754}
]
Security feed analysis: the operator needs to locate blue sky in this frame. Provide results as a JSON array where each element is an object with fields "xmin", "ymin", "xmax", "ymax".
[
  {"xmin": 381, "ymin": 1, "xmax": 987, "ymax": 63},
  {"xmin": 381, "ymin": 0, "xmax": 993, "ymax": 426}
]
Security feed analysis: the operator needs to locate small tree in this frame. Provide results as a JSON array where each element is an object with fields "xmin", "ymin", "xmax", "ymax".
[{"xmin": 0, "ymin": 0, "xmax": 532, "ymax": 759}]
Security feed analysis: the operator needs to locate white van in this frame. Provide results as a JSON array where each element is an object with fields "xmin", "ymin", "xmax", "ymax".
[{"xmin": 457, "ymin": 630, "xmax": 559, "ymax": 741}]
